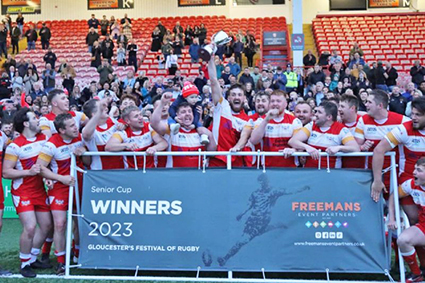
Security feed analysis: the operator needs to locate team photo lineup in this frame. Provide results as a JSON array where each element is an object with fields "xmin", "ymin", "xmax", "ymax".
[{"xmin": 0, "ymin": 0, "xmax": 425, "ymax": 281}]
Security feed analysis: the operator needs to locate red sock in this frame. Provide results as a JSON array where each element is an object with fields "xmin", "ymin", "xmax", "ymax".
[
  {"xmin": 42, "ymin": 238, "xmax": 53, "ymax": 255},
  {"xmin": 416, "ymin": 246, "xmax": 425, "ymax": 268},
  {"xmin": 402, "ymin": 250, "xmax": 421, "ymax": 275},
  {"xmin": 54, "ymin": 250, "xmax": 66, "ymax": 264}
]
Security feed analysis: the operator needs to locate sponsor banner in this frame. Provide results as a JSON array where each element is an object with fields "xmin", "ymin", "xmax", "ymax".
[
  {"xmin": 79, "ymin": 169, "xmax": 388, "ymax": 272},
  {"xmin": 291, "ymin": 33, "xmax": 304, "ymax": 51},
  {"xmin": 3, "ymin": 179, "xmax": 18, "ymax": 219},
  {"xmin": 234, "ymin": 0, "xmax": 284, "ymax": 5},
  {"xmin": 178, "ymin": 0, "xmax": 225, "ymax": 7},
  {"xmin": 88, "ymin": 0, "xmax": 134, "ymax": 10},
  {"xmin": 369, "ymin": 0, "xmax": 410, "ymax": 8},
  {"xmin": 263, "ymin": 31, "xmax": 287, "ymax": 46},
  {"xmin": 1, "ymin": 0, "xmax": 40, "ymax": 14}
]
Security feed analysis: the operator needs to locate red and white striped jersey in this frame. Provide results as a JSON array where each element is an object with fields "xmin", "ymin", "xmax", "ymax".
[
  {"xmin": 302, "ymin": 121, "xmax": 354, "ymax": 168},
  {"xmin": 83, "ymin": 117, "xmax": 124, "ymax": 170},
  {"xmin": 399, "ymin": 179, "xmax": 425, "ymax": 224},
  {"xmin": 210, "ymin": 97, "xmax": 249, "ymax": 166},
  {"xmin": 4, "ymin": 133, "xmax": 46, "ymax": 196},
  {"xmin": 386, "ymin": 121, "xmax": 425, "ymax": 183},
  {"xmin": 40, "ymin": 111, "xmax": 87, "ymax": 134},
  {"xmin": 111, "ymin": 123, "xmax": 156, "ymax": 169},
  {"xmin": 38, "ymin": 134, "xmax": 85, "ymax": 192},
  {"xmin": 354, "ymin": 111, "xmax": 409, "ymax": 169},
  {"xmin": 342, "ymin": 115, "xmax": 364, "ymax": 168},
  {"xmin": 167, "ymin": 127, "xmax": 204, "ymax": 168},
  {"xmin": 257, "ymin": 112, "xmax": 302, "ymax": 167}
]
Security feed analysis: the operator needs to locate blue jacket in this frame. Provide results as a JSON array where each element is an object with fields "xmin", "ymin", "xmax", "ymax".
[
  {"xmin": 227, "ymin": 62, "xmax": 241, "ymax": 77},
  {"xmin": 273, "ymin": 72, "xmax": 287, "ymax": 91},
  {"xmin": 189, "ymin": 43, "xmax": 200, "ymax": 60},
  {"xmin": 169, "ymin": 95, "xmax": 203, "ymax": 127}
]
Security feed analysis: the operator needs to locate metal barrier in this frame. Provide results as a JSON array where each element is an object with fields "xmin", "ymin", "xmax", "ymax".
[{"xmin": 62, "ymin": 151, "xmax": 403, "ymax": 282}]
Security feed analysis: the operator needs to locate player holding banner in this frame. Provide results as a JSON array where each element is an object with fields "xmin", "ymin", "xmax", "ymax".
[{"xmin": 3, "ymin": 108, "xmax": 52, "ymax": 278}]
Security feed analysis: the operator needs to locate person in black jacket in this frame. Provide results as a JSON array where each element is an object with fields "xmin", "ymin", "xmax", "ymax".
[
  {"xmin": 0, "ymin": 23, "xmax": 7, "ymax": 58},
  {"xmin": 88, "ymin": 14, "xmax": 99, "ymax": 29},
  {"xmin": 303, "ymin": 50, "xmax": 316, "ymax": 67},
  {"xmin": 86, "ymin": 27, "xmax": 99, "ymax": 53},
  {"xmin": 389, "ymin": 86, "xmax": 407, "ymax": 115},
  {"xmin": 127, "ymin": 39, "xmax": 138, "ymax": 72},
  {"xmin": 43, "ymin": 48, "xmax": 57, "ymax": 69},
  {"xmin": 10, "ymin": 22, "xmax": 20, "ymax": 54},
  {"xmin": 172, "ymin": 21, "xmax": 184, "ymax": 37},
  {"xmin": 24, "ymin": 25, "xmax": 38, "ymax": 51},
  {"xmin": 374, "ymin": 61, "xmax": 388, "ymax": 92},
  {"xmin": 384, "ymin": 62, "xmax": 398, "ymax": 92},
  {"xmin": 410, "ymin": 60, "xmax": 425, "ymax": 87},
  {"xmin": 101, "ymin": 41, "xmax": 114, "ymax": 64},
  {"xmin": 39, "ymin": 22, "xmax": 51, "ymax": 50},
  {"xmin": 308, "ymin": 65, "xmax": 325, "ymax": 86}
]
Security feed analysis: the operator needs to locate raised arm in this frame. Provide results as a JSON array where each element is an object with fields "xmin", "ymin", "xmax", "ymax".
[
  {"xmin": 150, "ymin": 93, "xmax": 171, "ymax": 136},
  {"xmin": 207, "ymin": 52, "xmax": 222, "ymax": 105}
]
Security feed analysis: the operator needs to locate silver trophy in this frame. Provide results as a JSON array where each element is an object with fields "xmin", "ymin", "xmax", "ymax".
[{"xmin": 199, "ymin": 31, "xmax": 232, "ymax": 62}]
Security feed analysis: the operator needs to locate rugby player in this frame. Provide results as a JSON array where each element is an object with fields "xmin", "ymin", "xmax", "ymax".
[
  {"xmin": 288, "ymin": 101, "xmax": 359, "ymax": 168},
  {"xmin": 3, "ymin": 108, "xmax": 52, "ymax": 277},
  {"xmin": 294, "ymin": 101, "xmax": 313, "ymax": 126}
]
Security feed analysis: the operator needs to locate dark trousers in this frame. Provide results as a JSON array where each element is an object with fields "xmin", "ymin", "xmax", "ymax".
[
  {"xmin": 245, "ymin": 54, "xmax": 254, "ymax": 68},
  {"xmin": 41, "ymin": 39, "xmax": 49, "ymax": 50},
  {"xmin": 234, "ymin": 52, "xmax": 242, "ymax": 67},
  {"xmin": 0, "ymin": 41, "xmax": 7, "ymax": 58},
  {"xmin": 128, "ymin": 55, "xmax": 137, "ymax": 72},
  {"xmin": 11, "ymin": 39, "xmax": 19, "ymax": 54}
]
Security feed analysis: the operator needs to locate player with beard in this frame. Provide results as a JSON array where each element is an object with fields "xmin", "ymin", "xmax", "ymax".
[
  {"xmin": 250, "ymin": 90, "xmax": 302, "ymax": 167},
  {"xmin": 39, "ymin": 89, "xmax": 88, "ymax": 138},
  {"xmin": 152, "ymin": 93, "xmax": 172, "ymax": 168},
  {"xmin": 355, "ymin": 90, "xmax": 409, "ymax": 200},
  {"xmin": 338, "ymin": 94, "xmax": 368, "ymax": 168},
  {"xmin": 294, "ymin": 101, "xmax": 313, "ymax": 126},
  {"xmin": 288, "ymin": 101, "xmax": 359, "ymax": 168},
  {"xmin": 150, "ymin": 93, "xmax": 216, "ymax": 168},
  {"xmin": 207, "ymin": 50, "xmax": 250, "ymax": 167},
  {"xmin": 373, "ymin": 97, "xmax": 425, "ymax": 225},
  {"xmin": 105, "ymin": 106, "xmax": 168, "ymax": 169},
  {"xmin": 82, "ymin": 99, "xmax": 125, "ymax": 170},
  {"xmin": 388, "ymin": 158, "xmax": 425, "ymax": 283},
  {"xmin": 3, "ymin": 108, "xmax": 52, "ymax": 278},
  {"xmin": 36, "ymin": 113, "xmax": 89, "ymax": 275}
]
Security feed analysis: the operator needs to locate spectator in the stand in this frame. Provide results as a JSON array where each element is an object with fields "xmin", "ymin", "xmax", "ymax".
[
  {"xmin": 172, "ymin": 34, "xmax": 183, "ymax": 57},
  {"xmin": 43, "ymin": 47, "xmax": 57, "ymax": 69},
  {"xmin": 388, "ymin": 86, "xmax": 407, "ymax": 115},
  {"xmin": 156, "ymin": 21, "xmax": 166, "ymax": 38},
  {"xmin": 329, "ymin": 49, "xmax": 343, "ymax": 66},
  {"xmin": 308, "ymin": 65, "xmax": 325, "ymax": 86},
  {"xmin": 405, "ymin": 89, "xmax": 423, "ymax": 117},
  {"xmin": 402, "ymin": 82, "xmax": 416, "ymax": 102},
  {"xmin": 23, "ymin": 68, "xmax": 38, "ymax": 95},
  {"xmin": 410, "ymin": 60, "xmax": 425, "ymax": 87},
  {"xmin": 233, "ymin": 36, "xmax": 244, "ymax": 67},
  {"xmin": 16, "ymin": 12, "xmax": 24, "ymax": 34},
  {"xmin": 419, "ymin": 81, "xmax": 425, "ymax": 96},
  {"xmin": 239, "ymin": 67, "xmax": 254, "ymax": 85},
  {"xmin": 116, "ymin": 43, "xmax": 126, "ymax": 66},
  {"xmin": 349, "ymin": 42, "xmax": 363, "ymax": 57},
  {"xmin": 184, "ymin": 24, "xmax": 193, "ymax": 46},
  {"xmin": 314, "ymin": 82, "xmax": 325, "ymax": 106},
  {"xmin": 189, "ymin": 37, "xmax": 200, "ymax": 63},
  {"xmin": 303, "ymin": 50, "xmax": 316, "ymax": 67},
  {"xmin": 172, "ymin": 70, "xmax": 184, "ymax": 88},
  {"xmin": 283, "ymin": 64, "xmax": 298, "ymax": 93},
  {"xmin": 374, "ymin": 61, "xmax": 387, "ymax": 92},
  {"xmin": 101, "ymin": 41, "xmax": 114, "ymax": 64},
  {"xmin": 198, "ymin": 23, "xmax": 207, "ymax": 45},
  {"xmin": 2, "ymin": 54, "xmax": 16, "ymax": 74},
  {"xmin": 384, "ymin": 61, "xmax": 398, "ymax": 92},
  {"xmin": 173, "ymin": 21, "xmax": 184, "ymax": 37},
  {"xmin": 0, "ymin": 23, "xmax": 7, "ymax": 58},
  {"xmin": 127, "ymin": 39, "xmax": 138, "ymax": 72},
  {"xmin": 123, "ymin": 71, "xmax": 136, "ymax": 89},
  {"xmin": 90, "ymin": 41, "xmax": 102, "ymax": 68},
  {"xmin": 348, "ymin": 52, "xmax": 365, "ymax": 69},
  {"xmin": 161, "ymin": 39, "xmax": 172, "ymax": 61},
  {"xmin": 194, "ymin": 71, "xmax": 208, "ymax": 93},
  {"xmin": 151, "ymin": 26, "xmax": 162, "ymax": 52},
  {"xmin": 11, "ymin": 70, "xmax": 23, "ymax": 92},
  {"xmin": 29, "ymin": 82, "xmax": 45, "ymax": 101},
  {"xmin": 226, "ymin": 57, "xmax": 241, "ymax": 77},
  {"xmin": 318, "ymin": 51, "xmax": 331, "ymax": 66},
  {"xmin": 122, "ymin": 19, "xmax": 132, "ymax": 41},
  {"xmin": 272, "ymin": 67, "xmax": 287, "ymax": 91},
  {"xmin": 224, "ymin": 42, "xmax": 233, "ymax": 59},
  {"xmin": 86, "ymin": 27, "xmax": 99, "ymax": 53},
  {"xmin": 120, "ymin": 13, "xmax": 131, "ymax": 25},
  {"xmin": 110, "ymin": 17, "xmax": 120, "ymax": 39},
  {"xmin": 99, "ymin": 15, "xmax": 109, "ymax": 36},
  {"xmin": 251, "ymin": 66, "xmax": 261, "ymax": 87},
  {"xmin": 166, "ymin": 49, "xmax": 179, "ymax": 76},
  {"xmin": 42, "ymin": 63, "xmax": 56, "ymax": 93},
  {"xmin": 10, "ymin": 22, "xmax": 20, "ymax": 54},
  {"xmin": 61, "ymin": 65, "xmax": 76, "ymax": 94},
  {"xmin": 97, "ymin": 59, "xmax": 113, "ymax": 85},
  {"xmin": 117, "ymin": 33, "xmax": 128, "ymax": 50},
  {"xmin": 39, "ymin": 22, "xmax": 51, "ymax": 50},
  {"xmin": 244, "ymin": 30, "xmax": 256, "ymax": 68},
  {"xmin": 88, "ymin": 14, "xmax": 99, "ymax": 29}
]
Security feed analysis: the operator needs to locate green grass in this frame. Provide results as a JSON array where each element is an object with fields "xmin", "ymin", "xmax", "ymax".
[{"xmin": 0, "ymin": 219, "xmax": 399, "ymax": 282}]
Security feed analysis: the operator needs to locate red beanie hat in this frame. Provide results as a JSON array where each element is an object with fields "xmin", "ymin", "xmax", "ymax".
[{"xmin": 182, "ymin": 81, "xmax": 199, "ymax": 98}]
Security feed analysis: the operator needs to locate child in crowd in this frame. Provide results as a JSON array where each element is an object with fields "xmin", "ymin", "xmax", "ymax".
[{"xmin": 169, "ymin": 81, "xmax": 209, "ymax": 144}]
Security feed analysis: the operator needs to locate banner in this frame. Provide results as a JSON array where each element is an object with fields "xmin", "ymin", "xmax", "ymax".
[
  {"xmin": 178, "ymin": 0, "xmax": 225, "ymax": 7},
  {"xmin": 263, "ymin": 31, "xmax": 287, "ymax": 46},
  {"xmin": 1, "ymin": 0, "xmax": 40, "ymax": 14},
  {"xmin": 234, "ymin": 0, "xmax": 284, "ymax": 5},
  {"xmin": 79, "ymin": 169, "xmax": 388, "ymax": 272},
  {"xmin": 88, "ymin": 0, "xmax": 134, "ymax": 10},
  {"xmin": 369, "ymin": 0, "xmax": 410, "ymax": 8},
  {"xmin": 2, "ymin": 179, "xmax": 18, "ymax": 219}
]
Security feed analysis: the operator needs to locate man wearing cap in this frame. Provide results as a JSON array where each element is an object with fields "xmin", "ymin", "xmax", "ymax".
[{"xmin": 283, "ymin": 64, "xmax": 298, "ymax": 94}]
